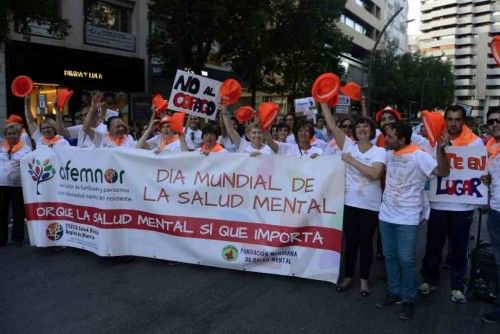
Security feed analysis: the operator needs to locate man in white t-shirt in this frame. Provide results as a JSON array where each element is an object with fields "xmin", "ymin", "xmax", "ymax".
[
  {"xmin": 481, "ymin": 106, "xmax": 500, "ymax": 323},
  {"xmin": 56, "ymin": 106, "xmax": 107, "ymax": 148},
  {"xmin": 185, "ymin": 116, "xmax": 203, "ymax": 150},
  {"xmin": 419, "ymin": 105, "xmax": 485, "ymax": 304},
  {"xmin": 376, "ymin": 122, "xmax": 450, "ymax": 320},
  {"xmin": 83, "ymin": 93, "xmax": 136, "ymax": 149}
]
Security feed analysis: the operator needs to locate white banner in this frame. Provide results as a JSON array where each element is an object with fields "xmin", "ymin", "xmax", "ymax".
[
  {"xmin": 21, "ymin": 147, "xmax": 345, "ymax": 284},
  {"xmin": 168, "ymin": 70, "xmax": 222, "ymax": 121},
  {"xmin": 294, "ymin": 97, "xmax": 317, "ymax": 115},
  {"xmin": 427, "ymin": 146, "xmax": 488, "ymax": 205}
]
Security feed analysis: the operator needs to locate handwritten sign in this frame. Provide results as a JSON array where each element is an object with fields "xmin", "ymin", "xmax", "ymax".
[{"xmin": 169, "ymin": 70, "xmax": 222, "ymax": 121}]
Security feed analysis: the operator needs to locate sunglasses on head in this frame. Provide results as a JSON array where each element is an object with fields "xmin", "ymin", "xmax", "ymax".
[
  {"xmin": 341, "ymin": 123, "xmax": 354, "ymax": 129},
  {"xmin": 487, "ymin": 119, "xmax": 500, "ymax": 126}
]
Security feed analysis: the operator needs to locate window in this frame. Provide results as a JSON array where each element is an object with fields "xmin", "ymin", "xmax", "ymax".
[{"xmin": 85, "ymin": 0, "xmax": 133, "ymax": 33}]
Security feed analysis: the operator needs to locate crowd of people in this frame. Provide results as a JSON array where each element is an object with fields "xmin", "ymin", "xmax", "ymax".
[{"xmin": 1, "ymin": 90, "xmax": 499, "ymax": 323}]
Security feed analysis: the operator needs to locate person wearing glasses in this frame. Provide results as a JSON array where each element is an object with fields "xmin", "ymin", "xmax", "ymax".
[
  {"xmin": 220, "ymin": 105, "xmax": 273, "ymax": 156},
  {"xmin": 481, "ymin": 106, "xmax": 500, "ymax": 323},
  {"xmin": 321, "ymin": 103, "xmax": 386, "ymax": 297},
  {"xmin": 137, "ymin": 106, "xmax": 181, "ymax": 154},
  {"xmin": 263, "ymin": 119, "xmax": 322, "ymax": 158},
  {"xmin": 324, "ymin": 117, "xmax": 353, "ymax": 156},
  {"xmin": 180, "ymin": 120, "xmax": 227, "ymax": 155},
  {"xmin": 0, "ymin": 123, "xmax": 32, "ymax": 247},
  {"xmin": 185, "ymin": 116, "xmax": 203, "ymax": 151}
]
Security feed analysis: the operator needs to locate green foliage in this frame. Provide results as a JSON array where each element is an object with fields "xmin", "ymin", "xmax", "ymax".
[
  {"xmin": 148, "ymin": 0, "xmax": 349, "ymax": 107},
  {"xmin": 370, "ymin": 44, "xmax": 455, "ymax": 119},
  {"xmin": 0, "ymin": 0, "xmax": 71, "ymax": 43}
]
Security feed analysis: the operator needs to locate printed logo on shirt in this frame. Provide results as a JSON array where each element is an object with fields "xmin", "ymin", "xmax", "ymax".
[
  {"xmin": 46, "ymin": 223, "xmax": 64, "ymax": 241},
  {"xmin": 27, "ymin": 158, "xmax": 56, "ymax": 195},
  {"xmin": 222, "ymin": 245, "xmax": 239, "ymax": 262}
]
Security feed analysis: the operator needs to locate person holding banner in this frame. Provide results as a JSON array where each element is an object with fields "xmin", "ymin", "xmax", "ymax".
[
  {"xmin": 137, "ymin": 106, "xmax": 181, "ymax": 154},
  {"xmin": 481, "ymin": 106, "xmax": 500, "ymax": 323},
  {"xmin": 264, "ymin": 119, "xmax": 322, "ymax": 158},
  {"xmin": 321, "ymin": 103, "xmax": 386, "ymax": 296},
  {"xmin": 83, "ymin": 93, "xmax": 136, "ymax": 149},
  {"xmin": 221, "ymin": 106, "xmax": 273, "ymax": 155},
  {"xmin": 0, "ymin": 123, "xmax": 32, "ymax": 247},
  {"xmin": 419, "ymin": 105, "xmax": 485, "ymax": 304},
  {"xmin": 180, "ymin": 120, "xmax": 226, "ymax": 155},
  {"xmin": 377, "ymin": 122, "xmax": 450, "ymax": 320}
]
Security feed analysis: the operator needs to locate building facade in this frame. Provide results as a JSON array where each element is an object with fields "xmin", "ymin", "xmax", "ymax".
[
  {"xmin": 0, "ymin": 0, "xmax": 149, "ymax": 124},
  {"xmin": 419, "ymin": 0, "xmax": 500, "ymax": 117}
]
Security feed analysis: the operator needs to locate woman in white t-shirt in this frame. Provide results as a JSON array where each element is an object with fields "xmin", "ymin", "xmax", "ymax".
[
  {"xmin": 0, "ymin": 123, "xmax": 32, "ymax": 246},
  {"xmin": 321, "ymin": 103, "xmax": 386, "ymax": 296},
  {"xmin": 180, "ymin": 121, "xmax": 227, "ymax": 155},
  {"xmin": 219, "ymin": 112, "xmax": 242, "ymax": 153},
  {"xmin": 221, "ymin": 106, "xmax": 273, "ymax": 156},
  {"xmin": 264, "ymin": 120, "xmax": 323, "ymax": 158},
  {"xmin": 137, "ymin": 107, "xmax": 181, "ymax": 154}
]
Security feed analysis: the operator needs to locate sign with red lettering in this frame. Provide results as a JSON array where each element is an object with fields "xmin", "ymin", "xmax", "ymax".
[
  {"xmin": 428, "ymin": 146, "xmax": 488, "ymax": 205},
  {"xmin": 21, "ymin": 147, "xmax": 345, "ymax": 284},
  {"xmin": 168, "ymin": 70, "xmax": 222, "ymax": 120}
]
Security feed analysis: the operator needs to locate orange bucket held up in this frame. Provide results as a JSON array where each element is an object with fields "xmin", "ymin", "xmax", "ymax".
[
  {"xmin": 375, "ymin": 106, "xmax": 402, "ymax": 123},
  {"xmin": 311, "ymin": 73, "xmax": 341, "ymax": 103},
  {"xmin": 492, "ymin": 35, "xmax": 500, "ymax": 66},
  {"xmin": 169, "ymin": 112, "xmax": 185, "ymax": 135},
  {"xmin": 327, "ymin": 93, "xmax": 340, "ymax": 107},
  {"xmin": 152, "ymin": 94, "xmax": 169, "ymax": 115},
  {"xmin": 56, "ymin": 89, "xmax": 74, "ymax": 110},
  {"xmin": 11, "ymin": 75, "xmax": 34, "ymax": 97},
  {"xmin": 258, "ymin": 102, "xmax": 279, "ymax": 131},
  {"xmin": 235, "ymin": 106, "xmax": 256, "ymax": 124},
  {"xmin": 340, "ymin": 82, "xmax": 362, "ymax": 101},
  {"xmin": 422, "ymin": 110, "xmax": 446, "ymax": 147},
  {"xmin": 220, "ymin": 79, "xmax": 242, "ymax": 105}
]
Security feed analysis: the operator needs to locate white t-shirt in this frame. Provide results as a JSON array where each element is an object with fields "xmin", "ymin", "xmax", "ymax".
[
  {"xmin": 343, "ymin": 137, "xmax": 386, "ymax": 212},
  {"xmin": 185, "ymin": 128, "xmax": 203, "ymax": 150},
  {"xmin": 32, "ymin": 129, "xmax": 70, "ymax": 148},
  {"xmin": 489, "ymin": 148, "xmax": 500, "ymax": 212},
  {"xmin": 277, "ymin": 142, "xmax": 323, "ymax": 157},
  {"xmin": 220, "ymin": 135, "xmax": 237, "ymax": 152},
  {"xmin": 310, "ymin": 137, "xmax": 329, "ymax": 152},
  {"xmin": 286, "ymin": 134, "xmax": 296, "ymax": 144},
  {"xmin": 0, "ymin": 142, "xmax": 32, "ymax": 186},
  {"xmin": 379, "ymin": 149, "xmax": 437, "ymax": 225},
  {"xmin": 145, "ymin": 134, "xmax": 182, "ymax": 154},
  {"xmin": 430, "ymin": 137, "xmax": 484, "ymax": 212},
  {"xmin": 93, "ymin": 131, "xmax": 136, "ymax": 149},
  {"xmin": 194, "ymin": 146, "xmax": 227, "ymax": 154},
  {"xmin": 324, "ymin": 138, "xmax": 341, "ymax": 156},
  {"xmin": 237, "ymin": 138, "xmax": 273, "ymax": 155},
  {"xmin": 20, "ymin": 130, "xmax": 33, "ymax": 149},
  {"xmin": 67, "ymin": 123, "xmax": 107, "ymax": 148}
]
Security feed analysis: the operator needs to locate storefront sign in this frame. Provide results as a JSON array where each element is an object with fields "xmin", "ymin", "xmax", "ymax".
[
  {"xmin": 22, "ymin": 147, "xmax": 345, "ymax": 284},
  {"xmin": 427, "ymin": 146, "xmax": 488, "ymax": 205},
  {"xmin": 169, "ymin": 70, "xmax": 222, "ymax": 121},
  {"xmin": 63, "ymin": 70, "xmax": 103, "ymax": 80},
  {"xmin": 85, "ymin": 25, "xmax": 136, "ymax": 52}
]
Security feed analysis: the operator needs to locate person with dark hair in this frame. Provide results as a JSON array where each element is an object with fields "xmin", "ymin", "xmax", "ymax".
[
  {"xmin": 264, "ymin": 119, "xmax": 322, "ymax": 158},
  {"xmin": 376, "ymin": 121, "xmax": 450, "ymax": 320},
  {"xmin": 181, "ymin": 118, "xmax": 226, "ymax": 155},
  {"xmin": 321, "ymin": 103, "xmax": 386, "ymax": 296},
  {"xmin": 83, "ymin": 93, "xmax": 136, "ymax": 148},
  {"xmin": 0, "ymin": 123, "xmax": 32, "ymax": 247},
  {"xmin": 482, "ymin": 106, "xmax": 500, "ymax": 323},
  {"xmin": 419, "ymin": 104, "xmax": 485, "ymax": 304},
  {"xmin": 285, "ymin": 113, "xmax": 297, "ymax": 143},
  {"xmin": 315, "ymin": 116, "xmax": 327, "ymax": 140},
  {"xmin": 276, "ymin": 122, "xmax": 290, "ymax": 143},
  {"xmin": 221, "ymin": 105, "xmax": 272, "ymax": 155},
  {"xmin": 137, "ymin": 105, "xmax": 181, "ymax": 154},
  {"xmin": 185, "ymin": 116, "xmax": 203, "ymax": 150}
]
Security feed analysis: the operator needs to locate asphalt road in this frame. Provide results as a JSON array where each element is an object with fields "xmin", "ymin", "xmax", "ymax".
[{"xmin": 0, "ymin": 213, "xmax": 499, "ymax": 334}]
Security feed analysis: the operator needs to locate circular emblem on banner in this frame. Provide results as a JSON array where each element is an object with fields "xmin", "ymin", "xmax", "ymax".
[
  {"xmin": 104, "ymin": 169, "xmax": 119, "ymax": 183},
  {"xmin": 222, "ymin": 245, "xmax": 239, "ymax": 262},
  {"xmin": 46, "ymin": 223, "xmax": 63, "ymax": 241}
]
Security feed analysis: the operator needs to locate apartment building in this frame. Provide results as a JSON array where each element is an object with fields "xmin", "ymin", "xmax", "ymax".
[
  {"xmin": 419, "ymin": 0, "xmax": 500, "ymax": 117},
  {"xmin": 1, "ymin": 0, "xmax": 149, "ymax": 124}
]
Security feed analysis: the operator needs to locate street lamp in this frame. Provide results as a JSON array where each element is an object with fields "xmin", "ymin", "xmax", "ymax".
[{"xmin": 366, "ymin": 6, "xmax": 404, "ymax": 113}]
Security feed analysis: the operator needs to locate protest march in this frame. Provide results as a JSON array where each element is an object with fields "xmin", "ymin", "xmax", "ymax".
[{"xmin": 2, "ymin": 67, "xmax": 500, "ymax": 324}]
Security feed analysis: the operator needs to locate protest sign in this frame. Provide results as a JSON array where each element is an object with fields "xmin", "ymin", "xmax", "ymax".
[
  {"xmin": 294, "ymin": 97, "xmax": 317, "ymax": 116},
  {"xmin": 427, "ymin": 146, "xmax": 488, "ymax": 205},
  {"xmin": 22, "ymin": 147, "xmax": 345, "ymax": 284},
  {"xmin": 168, "ymin": 70, "xmax": 222, "ymax": 120}
]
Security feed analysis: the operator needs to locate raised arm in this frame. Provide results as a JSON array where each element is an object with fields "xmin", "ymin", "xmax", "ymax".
[
  {"xmin": 342, "ymin": 155, "xmax": 385, "ymax": 181},
  {"xmin": 320, "ymin": 102, "xmax": 346, "ymax": 150},
  {"xmin": 24, "ymin": 96, "xmax": 37, "ymax": 135},
  {"xmin": 220, "ymin": 105, "xmax": 241, "ymax": 148},
  {"xmin": 432, "ymin": 132, "xmax": 451, "ymax": 177},
  {"xmin": 179, "ymin": 115, "xmax": 191, "ymax": 152},
  {"xmin": 136, "ymin": 106, "xmax": 157, "ymax": 149},
  {"xmin": 360, "ymin": 96, "xmax": 369, "ymax": 118},
  {"xmin": 83, "ymin": 93, "xmax": 102, "ymax": 140},
  {"xmin": 262, "ymin": 130, "xmax": 279, "ymax": 153},
  {"xmin": 54, "ymin": 99, "xmax": 70, "ymax": 138}
]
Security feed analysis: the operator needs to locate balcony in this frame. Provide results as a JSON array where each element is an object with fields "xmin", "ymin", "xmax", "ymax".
[
  {"xmin": 454, "ymin": 58, "xmax": 474, "ymax": 66},
  {"xmin": 456, "ymin": 37, "xmax": 474, "ymax": 46},
  {"xmin": 455, "ymin": 89, "xmax": 475, "ymax": 96},
  {"xmin": 455, "ymin": 47, "xmax": 474, "ymax": 56},
  {"xmin": 455, "ymin": 68, "xmax": 475, "ymax": 76}
]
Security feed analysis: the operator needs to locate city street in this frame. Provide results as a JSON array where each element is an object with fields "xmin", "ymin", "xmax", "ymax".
[{"xmin": 1, "ymin": 214, "xmax": 498, "ymax": 334}]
